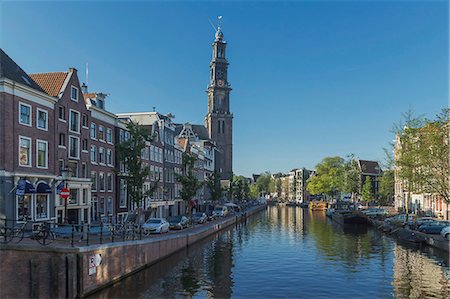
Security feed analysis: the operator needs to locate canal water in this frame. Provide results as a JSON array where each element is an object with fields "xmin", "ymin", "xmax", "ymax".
[{"xmin": 89, "ymin": 206, "xmax": 450, "ymax": 298}]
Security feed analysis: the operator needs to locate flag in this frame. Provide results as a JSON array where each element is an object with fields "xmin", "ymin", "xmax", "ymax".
[{"xmin": 56, "ymin": 181, "xmax": 65, "ymax": 194}]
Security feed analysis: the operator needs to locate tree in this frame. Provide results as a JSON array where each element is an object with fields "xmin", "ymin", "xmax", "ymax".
[
  {"xmin": 256, "ymin": 172, "xmax": 271, "ymax": 196},
  {"xmin": 379, "ymin": 170, "xmax": 394, "ymax": 205},
  {"xmin": 361, "ymin": 176, "xmax": 373, "ymax": 207},
  {"xmin": 306, "ymin": 156, "xmax": 344, "ymax": 200},
  {"xmin": 342, "ymin": 154, "xmax": 361, "ymax": 201},
  {"xmin": 206, "ymin": 170, "xmax": 223, "ymax": 203},
  {"xmin": 176, "ymin": 153, "xmax": 203, "ymax": 220},
  {"xmin": 249, "ymin": 184, "xmax": 259, "ymax": 199},
  {"xmin": 116, "ymin": 121, "xmax": 157, "ymax": 209},
  {"xmin": 232, "ymin": 176, "xmax": 250, "ymax": 200}
]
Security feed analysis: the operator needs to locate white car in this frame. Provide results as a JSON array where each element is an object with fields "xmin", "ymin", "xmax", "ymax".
[
  {"xmin": 439, "ymin": 226, "xmax": 450, "ymax": 240},
  {"xmin": 142, "ymin": 218, "xmax": 169, "ymax": 235},
  {"xmin": 212, "ymin": 206, "xmax": 229, "ymax": 218}
]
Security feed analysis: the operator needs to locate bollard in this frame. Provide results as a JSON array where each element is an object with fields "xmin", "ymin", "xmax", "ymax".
[
  {"xmin": 71, "ymin": 225, "xmax": 75, "ymax": 247},
  {"xmin": 100, "ymin": 225, "xmax": 103, "ymax": 244},
  {"xmin": 86, "ymin": 224, "xmax": 90, "ymax": 246}
]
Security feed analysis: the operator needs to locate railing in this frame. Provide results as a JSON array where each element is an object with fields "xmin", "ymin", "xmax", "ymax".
[{"xmin": 0, "ymin": 219, "xmax": 146, "ymax": 247}]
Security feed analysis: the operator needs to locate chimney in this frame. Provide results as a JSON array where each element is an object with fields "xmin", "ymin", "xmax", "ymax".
[{"xmin": 81, "ymin": 83, "xmax": 88, "ymax": 94}]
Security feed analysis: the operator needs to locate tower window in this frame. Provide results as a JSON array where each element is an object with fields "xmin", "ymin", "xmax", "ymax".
[
  {"xmin": 217, "ymin": 120, "xmax": 221, "ymax": 133},
  {"xmin": 222, "ymin": 120, "xmax": 225, "ymax": 133}
]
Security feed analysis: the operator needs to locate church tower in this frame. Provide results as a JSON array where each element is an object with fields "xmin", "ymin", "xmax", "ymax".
[{"xmin": 205, "ymin": 20, "xmax": 233, "ymax": 180}]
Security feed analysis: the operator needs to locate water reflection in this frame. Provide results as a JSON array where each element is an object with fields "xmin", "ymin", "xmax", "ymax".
[{"xmin": 89, "ymin": 206, "xmax": 449, "ymax": 299}]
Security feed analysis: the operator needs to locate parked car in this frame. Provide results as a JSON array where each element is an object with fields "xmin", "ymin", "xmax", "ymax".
[
  {"xmin": 440, "ymin": 226, "xmax": 450, "ymax": 240},
  {"xmin": 224, "ymin": 203, "xmax": 240, "ymax": 214},
  {"xmin": 167, "ymin": 216, "xmax": 189, "ymax": 230},
  {"xmin": 417, "ymin": 221, "xmax": 450, "ymax": 234},
  {"xmin": 403, "ymin": 217, "xmax": 436, "ymax": 230},
  {"xmin": 142, "ymin": 218, "xmax": 169, "ymax": 235},
  {"xmin": 212, "ymin": 206, "xmax": 229, "ymax": 218},
  {"xmin": 193, "ymin": 212, "xmax": 208, "ymax": 224},
  {"xmin": 362, "ymin": 208, "xmax": 388, "ymax": 217},
  {"xmin": 384, "ymin": 214, "xmax": 414, "ymax": 226}
]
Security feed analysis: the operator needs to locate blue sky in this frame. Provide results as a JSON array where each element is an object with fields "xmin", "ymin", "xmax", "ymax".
[{"xmin": 1, "ymin": 1, "xmax": 448, "ymax": 177}]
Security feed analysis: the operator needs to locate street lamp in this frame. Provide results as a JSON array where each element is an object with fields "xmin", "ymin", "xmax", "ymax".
[{"xmin": 60, "ymin": 168, "xmax": 69, "ymax": 223}]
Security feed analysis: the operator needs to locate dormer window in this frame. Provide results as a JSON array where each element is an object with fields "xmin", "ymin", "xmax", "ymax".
[
  {"xmin": 97, "ymin": 99, "xmax": 104, "ymax": 109},
  {"xmin": 71, "ymin": 86, "xmax": 78, "ymax": 102}
]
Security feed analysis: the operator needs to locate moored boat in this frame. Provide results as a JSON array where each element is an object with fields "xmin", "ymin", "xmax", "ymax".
[{"xmin": 309, "ymin": 201, "xmax": 328, "ymax": 211}]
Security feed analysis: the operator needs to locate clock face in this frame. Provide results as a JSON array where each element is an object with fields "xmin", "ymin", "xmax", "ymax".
[{"xmin": 218, "ymin": 79, "xmax": 224, "ymax": 87}]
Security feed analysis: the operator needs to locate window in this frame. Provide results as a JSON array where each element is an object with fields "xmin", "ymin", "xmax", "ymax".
[
  {"xmin": 19, "ymin": 136, "xmax": 31, "ymax": 167},
  {"xmin": 36, "ymin": 140, "xmax": 48, "ymax": 168},
  {"xmin": 59, "ymin": 133, "xmax": 66, "ymax": 147},
  {"xmin": 97, "ymin": 98, "xmax": 104, "ymax": 109},
  {"xmin": 71, "ymin": 86, "xmax": 78, "ymax": 101},
  {"xmin": 99, "ymin": 197, "xmax": 105, "ymax": 215},
  {"xmin": 82, "ymin": 138, "xmax": 88, "ymax": 151},
  {"xmin": 17, "ymin": 194, "xmax": 32, "ymax": 221},
  {"xmin": 58, "ymin": 106, "xmax": 66, "ymax": 121},
  {"xmin": 91, "ymin": 171, "xmax": 97, "ymax": 191},
  {"xmin": 90, "ymin": 145, "xmax": 97, "ymax": 163},
  {"xmin": 19, "ymin": 103, "xmax": 31, "ymax": 126},
  {"xmin": 37, "ymin": 109, "xmax": 48, "ymax": 130},
  {"xmin": 98, "ymin": 125, "xmax": 105, "ymax": 141},
  {"xmin": 90, "ymin": 123, "xmax": 97, "ymax": 139},
  {"xmin": 119, "ymin": 179, "xmax": 127, "ymax": 208},
  {"xmin": 68, "ymin": 161, "xmax": 78, "ymax": 178},
  {"xmin": 69, "ymin": 136, "xmax": 80, "ymax": 159},
  {"xmin": 69, "ymin": 110, "xmax": 80, "ymax": 133},
  {"xmin": 125, "ymin": 131, "xmax": 130, "ymax": 141},
  {"xmin": 59, "ymin": 159, "xmax": 65, "ymax": 172},
  {"xmin": 69, "ymin": 188, "xmax": 78, "ymax": 205},
  {"xmin": 107, "ymin": 197, "xmax": 113, "ymax": 215},
  {"xmin": 35, "ymin": 195, "xmax": 49, "ymax": 220},
  {"xmin": 119, "ymin": 129, "xmax": 125, "ymax": 142},
  {"xmin": 150, "ymin": 165, "xmax": 155, "ymax": 181},
  {"xmin": 107, "ymin": 149, "xmax": 113, "ymax": 165},
  {"xmin": 99, "ymin": 147, "xmax": 105, "ymax": 164},
  {"xmin": 150, "ymin": 145, "xmax": 154, "ymax": 161},
  {"xmin": 107, "ymin": 173, "xmax": 113, "ymax": 191},
  {"xmin": 106, "ymin": 128, "xmax": 113, "ymax": 144},
  {"xmin": 82, "ymin": 189, "xmax": 88, "ymax": 205},
  {"xmin": 99, "ymin": 173, "xmax": 105, "ymax": 191},
  {"xmin": 82, "ymin": 163, "xmax": 88, "ymax": 178},
  {"xmin": 82, "ymin": 114, "xmax": 88, "ymax": 128}
]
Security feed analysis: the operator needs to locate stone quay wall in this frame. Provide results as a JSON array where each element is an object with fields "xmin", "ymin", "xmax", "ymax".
[{"xmin": 0, "ymin": 205, "xmax": 266, "ymax": 298}]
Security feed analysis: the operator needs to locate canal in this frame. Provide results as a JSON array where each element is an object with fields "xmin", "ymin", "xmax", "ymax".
[{"xmin": 89, "ymin": 206, "xmax": 450, "ymax": 298}]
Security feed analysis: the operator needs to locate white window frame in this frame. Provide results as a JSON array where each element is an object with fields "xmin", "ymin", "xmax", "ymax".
[
  {"xmin": 71, "ymin": 85, "xmax": 78, "ymax": 102},
  {"xmin": 90, "ymin": 123, "xmax": 97, "ymax": 140},
  {"xmin": 82, "ymin": 113, "xmax": 89, "ymax": 129},
  {"xmin": 36, "ymin": 139, "xmax": 48, "ymax": 169},
  {"xmin": 90, "ymin": 145, "xmax": 97, "ymax": 164},
  {"xmin": 82, "ymin": 138, "xmax": 88, "ymax": 153},
  {"xmin": 106, "ymin": 128, "xmax": 113, "ymax": 144},
  {"xmin": 35, "ymin": 193, "xmax": 50, "ymax": 221},
  {"xmin": 69, "ymin": 109, "xmax": 80, "ymax": 134},
  {"xmin": 58, "ymin": 106, "xmax": 66, "ymax": 122},
  {"xmin": 107, "ymin": 149, "xmax": 113, "ymax": 166},
  {"xmin": 58, "ymin": 133, "xmax": 66, "ymax": 148},
  {"xmin": 68, "ymin": 135, "xmax": 80, "ymax": 159},
  {"xmin": 99, "ymin": 172, "xmax": 105, "ymax": 191},
  {"xmin": 99, "ymin": 147, "xmax": 105, "ymax": 165},
  {"xmin": 16, "ymin": 194, "xmax": 33, "ymax": 222},
  {"xmin": 19, "ymin": 102, "xmax": 32, "ymax": 127},
  {"xmin": 18, "ymin": 135, "xmax": 32, "ymax": 167},
  {"xmin": 107, "ymin": 173, "xmax": 113, "ymax": 192},
  {"xmin": 99, "ymin": 125, "xmax": 105, "ymax": 141},
  {"xmin": 36, "ymin": 108, "xmax": 48, "ymax": 131},
  {"xmin": 91, "ymin": 171, "xmax": 97, "ymax": 191}
]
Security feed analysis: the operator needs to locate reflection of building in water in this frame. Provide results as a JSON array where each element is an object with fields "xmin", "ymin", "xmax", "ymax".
[
  {"xmin": 392, "ymin": 244, "xmax": 450, "ymax": 298},
  {"xmin": 267, "ymin": 206, "xmax": 304, "ymax": 235},
  {"xmin": 207, "ymin": 231, "xmax": 234, "ymax": 298}
]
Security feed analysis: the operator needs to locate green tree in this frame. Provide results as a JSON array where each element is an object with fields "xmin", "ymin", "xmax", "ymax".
[
  {"xmin": 256, "ymin": 172, "xmax": 272, "ymax": 196},
  {"xmin": 176, "ymin": 153, "xmax": 203, "ymax": 220},
  {"xmin": 249, "ymin": 184, "xmax": 259, "ymax": 199},
  {"xmin": 306, "ymin": 156, "xmax": 345, "ymax": 200},
  {"xmin": 117, "ymin": 121, "xmax": 157, "ymax": 209},
  {"xmin": 361, "ymin": 176, "xmax": 373, "ymax": 207},
  {"xmin": 379, "ymin": 170, "xmax": 394, "ymax": 205},
  {"xmin": 342, "ymin": 154, "xmax": 361, "ymax": 201},
  {"xmin": 206, "ymin": 170, "xmax": 223, "ymax": 203},
  {"xmin": 232, "ymin": 176, "xmax": 250, "ymax": 200}
]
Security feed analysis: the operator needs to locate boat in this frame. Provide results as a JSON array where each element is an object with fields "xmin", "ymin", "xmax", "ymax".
[
  {"xmin": 332, "ymin": 210, "xmax": 368, "ymax": 225},
  {"xmin": 309, "ymin": 201, "xmax": 328, "ymax": 211}
]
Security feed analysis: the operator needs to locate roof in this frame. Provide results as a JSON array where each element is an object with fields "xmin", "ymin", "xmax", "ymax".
[
  {"xmin": 83, "ymin": 93, "xmax": 97, "ymax": 99},
  {"xmin": 29, "ymin": 72, "xmax": 69, "ymax": 97},
  {"xmin": 0, "ymin": 48, "xmax": 44, "ymax": 92},
  {"xmin": 358, "ymin": 160, "xmax": 382, "ymax": 175},
  {"xmin": 175, "ymin": 123, "xmax": 210, "ymax": 141}
]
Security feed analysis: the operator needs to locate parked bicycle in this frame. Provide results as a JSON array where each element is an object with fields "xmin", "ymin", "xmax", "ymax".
[
  {"xmin": 1, "ymin": 219, "xmax": 27, "ymax": 244},
  {"xmin": 30, "ymin": 222, "xmax": 55, "ymax": 245}
]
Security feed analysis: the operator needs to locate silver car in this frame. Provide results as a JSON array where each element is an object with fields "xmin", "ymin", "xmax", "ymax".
[{"xmin": 142, "ymin": 218, "xmax": 169, "ymax": 235}]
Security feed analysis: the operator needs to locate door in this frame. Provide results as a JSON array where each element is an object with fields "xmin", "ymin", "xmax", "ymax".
[{"xmin": 67, "ymin": 209, "xmax": 79, "ymax": 225}]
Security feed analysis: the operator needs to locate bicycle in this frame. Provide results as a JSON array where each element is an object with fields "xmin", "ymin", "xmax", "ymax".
[
  {"xmin": 31, "ymin": 222, "xmax": 55, "ymax": 245},
  {"xmin": 1, "ymin": 220, "xmax": 27, "ymax": 244}
]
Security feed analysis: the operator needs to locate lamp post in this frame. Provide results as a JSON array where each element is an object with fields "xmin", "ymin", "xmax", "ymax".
[{"xmin": 60, "ymin": 168, "xmax": 69, "ymax": 223}]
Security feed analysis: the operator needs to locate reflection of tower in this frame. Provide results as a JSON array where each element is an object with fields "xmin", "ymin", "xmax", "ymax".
[
  {"xmin": 205, "ymin": 18, "xmax": 233, "ymax": 180},
  {"xmin": 209, "ymin": 233, "xmax": 233, "ymax": 298}
]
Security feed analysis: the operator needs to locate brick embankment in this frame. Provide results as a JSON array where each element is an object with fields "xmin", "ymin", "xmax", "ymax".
[
  {"xmin": 0, "ymin": 204, "xmax": 266, "ymax": 299},
  {"xmin": 367, "ymin": 218, "xmax": 449, "ymax": 252}
]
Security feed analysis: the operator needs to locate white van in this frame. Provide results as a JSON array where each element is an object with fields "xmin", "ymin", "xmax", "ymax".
[{"xmin": 212, "ymin": 206, "xmax": 228, "ymax": 218}]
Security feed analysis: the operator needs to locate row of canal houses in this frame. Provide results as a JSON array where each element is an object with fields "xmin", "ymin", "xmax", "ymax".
[{"xmin": 0, "ymin": 49, "xmax": 217, "ymax": 227}]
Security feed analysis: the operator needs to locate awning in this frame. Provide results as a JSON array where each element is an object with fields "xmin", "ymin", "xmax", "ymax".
[
  {"xmin": 16, "ymin": 179, "xmax": 36, "ymax": 195},
  {"xmin": 36, "ymin": 182, "xmax": 52, "ymax": 194}
]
